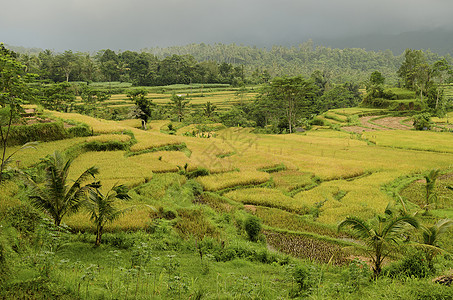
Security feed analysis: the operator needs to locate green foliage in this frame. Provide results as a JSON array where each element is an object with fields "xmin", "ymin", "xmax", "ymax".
[
  {"xmin": 291, "ymin": 264, "xmax": 315, "ymax": 296},
  {"xmin": 385, "ymin": 250, "xmax": 431, "ymax": 278},
  {"xmin": 26, "ymin": 151, "xmax": 98, "ymax": 226},
  {"xmin": 4, "ymin": 203, "xmax": 42, "ymax": 234},
  {"xmin": 413, "ymin": 112, "xmax": 432, "ymax": 130},
  {"xmin": 185, "ymin": 168, "xmax": 210, "ymax": 179},
  {"xmin": 338, "ymin": 212, "xmax": 419, "ymax": 277},
  {"xmin": 244, "ymin": 215, "xmax": 262, "ymax": 242},
  {"xmin": 85, "ymin": 184, "xmax": 131, "ymax": 246}
]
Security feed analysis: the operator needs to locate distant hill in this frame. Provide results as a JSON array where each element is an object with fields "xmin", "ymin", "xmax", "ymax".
[{"xmin": 317, "ymin": 29, "xmax": 453, "ymax": 56}]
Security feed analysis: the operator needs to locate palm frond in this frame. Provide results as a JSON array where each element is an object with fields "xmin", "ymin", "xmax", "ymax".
[
  {"xmin": 338, "ymin": 216, "xmax": 372, "ymax": 239},
  {"xmin": 382, "ymin": 215, "xmax": 419, "ymax": 239}
]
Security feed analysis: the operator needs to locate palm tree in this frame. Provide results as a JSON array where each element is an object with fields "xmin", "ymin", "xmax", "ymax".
[
  {"xmin": 27, "ymin": 151, "xmax": 98, "ymax": 226},
  {"xmin": 420, "ymin": 218, "xmax": 453, "ymax": 269},
  {"xmin": 85, "ymin": 184, "xmax": 131, "ymax": 246},
  {"xmin": 424, "ymin": 169, "xmax": 440, "ymax": 213},
  {"xmin": 338, "ymin": 214, "xmax": 419, "ymax": 277},
  {"xmin": 203, "ymin": 101, "xmax": 216, "ymax": 118},
  {"xmin": 169, "ymin": 93, "xmax": 189, "ymax": 122}
]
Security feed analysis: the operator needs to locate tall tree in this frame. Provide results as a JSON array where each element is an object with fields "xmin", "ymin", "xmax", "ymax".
[
  {"xmin": 259, "ymin": 76, "xmax": 317, "ymax": 133},
  {"xmin": 127, "ymin": 89, "xmax": 153, "ymax": 129},
  {"xmin": 397, "ymin": 49, "xmax": 427, "ymax": 90},
  {"xmin": 0, "ymin": 44, "xmax": 35, "ymax": 182},
  {"xmin": 169, "ymin": 93, "xmax": 190, "ymax": 122},
  {"xmin": 27, "ymin": 151, "xmax": 98, "ymax": 226}
]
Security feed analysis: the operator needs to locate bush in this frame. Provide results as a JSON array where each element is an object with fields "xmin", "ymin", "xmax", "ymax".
[
  {"xmin": 413, "ymin": 113, "xmax": 432, "ymax": 130},
  {"xmin": 289, "ymin": 264, "xmax": 315, "ymax": 297},
  {"xmin": 244, "ymin": 215, "xmax": 262, "ymax": 242},
  {"xmin": 186, "ymin": 168, "xmax": 210, "ymax": 179},
  {"xmin": 7, "ymin": 122, "xmax": 67, "ymax": 146},
  {"xmin": 66, "ymin": 123, "xmax": 91, "ymax": 137},
  {"xmin": 385, "ymin": 250, "xmax": 430, "ymax": 278},
  {"xmin": 5, "ymin": 204, "xmax": 42, "ymax": 234}
]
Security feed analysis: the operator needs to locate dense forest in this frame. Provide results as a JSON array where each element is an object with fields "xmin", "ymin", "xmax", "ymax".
[{"xmin": 7, "ymin": 42, "xmax": 453, "ymax": 87}]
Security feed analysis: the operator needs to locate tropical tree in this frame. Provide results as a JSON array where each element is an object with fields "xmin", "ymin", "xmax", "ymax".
[
  {"xmin": 127, "ymin": 89, "xmax": 153, "ymax": 129},
  {"xmin": 27, "ymin": 151, "xmax": 98, "ymax": 226},
  {"xmin": 338, "ymin": 213, "xmax": 419, "ymax": 277},
  {"xmin": 0, "ymin": 44, "xmax": 36, "ymax": 183},
  {"xmin": 169, "ymin": 93, "xmax": 190, "ymax": 122},
  {"xmin": 419, "ymin": 219, "xmax": 453, "ymax": 269},
  {"xmin": 85, "ymin": 184, "xmax": 131, "ymax": 246},
  {"xmin": 203, "ymin": 101, "xmax": 216, "ymax": 118},
  {"xmin": 423, "ymin": 169, "xmax": 441, "ymax": 213},
  {"xmin": 258, "ymin": 76, "xmax": 318, "ymax": 133}
]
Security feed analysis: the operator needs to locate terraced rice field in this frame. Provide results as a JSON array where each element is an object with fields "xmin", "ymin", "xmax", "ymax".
[{"xmin": 9, "ymin": 109, "xmax": 453, "ymax": 238}]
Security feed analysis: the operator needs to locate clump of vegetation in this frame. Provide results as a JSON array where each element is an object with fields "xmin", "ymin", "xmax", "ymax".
[
  {"xmin": 413, "ymin": 113, "xmax": 432, "ymax": 130},
  {"xmin": 244, "ymin": 215, "xmax": 262, "ymax": 242}
]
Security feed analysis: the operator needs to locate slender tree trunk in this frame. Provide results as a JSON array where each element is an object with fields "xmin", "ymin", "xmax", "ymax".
[
  {"xmin": 0, "ymin": 108, "xmax": 14, "ymax": 183},
  {"xmin": 95, "ymin": 225, "xmax": 103, "ymax": 246}
]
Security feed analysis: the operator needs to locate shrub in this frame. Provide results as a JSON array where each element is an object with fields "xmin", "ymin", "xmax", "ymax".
[
  {"xmin": 385, "ymin": 250, "xmax": 430, "ymax": 278},
  {"xmin": 186, "ymin": 168, "xmax": 210, "ymax": 179},
  {"xmin": 66, "ymin": 123, "xmax": 91, "ymax": 137},
  {"xmin": 244, "ymin": 215, "xmax": 262, "ymax": 242},
  {"xmin": 290, "ymin": 264, "xmax": 315, "ymax": 297},
  {"xmin": 5, "ymin": 204, "xmax": 42, "ymax": 234},
  {"xmin": 413, "ymin": 113, "xmax": 431, "ymax": 130}
]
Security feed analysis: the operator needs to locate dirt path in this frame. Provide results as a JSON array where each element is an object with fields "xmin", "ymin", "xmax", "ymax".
[{"xmin": 373, "ymin": 117, "xmax": 412, "ymax": 130}]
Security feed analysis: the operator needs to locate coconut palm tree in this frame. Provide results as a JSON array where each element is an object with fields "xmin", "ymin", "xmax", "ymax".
[
  {"xmin": 338, "ymin": 214, "xmax": 419, "ymax": 277},
  {"xmin": 424, "ymin": 169, "xmax": 440, "ymax": 213},
  {"xmin": 420, "ymin": 218, "xmax": 453, "ymax": 268},
  {"xmin": 27, "ymin": 151, "xmax": 98, "ymax": 226},
  {"xmin": 85, "ymin": 184, "xmax": 131, "ymax": 246}
]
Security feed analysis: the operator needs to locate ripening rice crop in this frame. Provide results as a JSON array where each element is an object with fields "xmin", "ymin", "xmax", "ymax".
[
  {"xmin": 85, "ymin": 134, "xmax": 131, "ymax": 143},
  {"xmin": 129, "ymin": 129, "xmax": 181, "ymax": 152},
  {"xmin": 224, "ymin": 187, "xmax": 306, "ymax": 213},
  {"xmin": 255, "ymin": 207, "xmax": 339, "ymax": 237},
  {"xmin": 7, "ymin": 137, "xmax": 86, "ymax": 168},
  {"xmin": 64, "ymin": 202, "xmax": 154, "ymax": 232},
  {"xmin": 48, "ymin": 111, "xmax": 125, "ymax": 133},
  {"xmin": 272, "ymin": 170, "xmax": 314, "ymax": 192},
  {"xmin": 196, "ymin": 171, "xmax": 270, "ymax": 191},
  {"xmin": 68, "ymin": 151, "xmax": 153, "ymax": 192},
  {"xmin": 117, "ymin": 119, "xmax": 142, "ymax": 128},
  {"xmin": 362, "ymin": 130, "xmax": 453, "ymax": 153},
  {"xmin": 127, "ymin": 152, "xmax": 179, "ymax": 173}
]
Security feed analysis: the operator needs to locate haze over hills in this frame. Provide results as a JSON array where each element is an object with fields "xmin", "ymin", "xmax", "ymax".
[
  {"xmin": 318, "ymin": 29, "xmax": 453, "ymax": 56},
  {"xmin": 5, "ymin": 28, "xmax": 453, "ymax": 57}
]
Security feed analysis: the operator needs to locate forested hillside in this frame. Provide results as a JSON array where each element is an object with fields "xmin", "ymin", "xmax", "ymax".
[{"xmin": 7, "ymin": 42, "xmax": 453, "ymax": 86}]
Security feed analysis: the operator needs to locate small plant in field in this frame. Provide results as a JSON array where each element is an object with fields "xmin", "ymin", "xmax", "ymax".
[
  {"xmin": 244, "ymin": 215, "xmax": 262, "ymax": 242},
  {"xmin": 338, "ymin": 211, "xmax": 419, "ymax": 277},
  {"xmin": 423, "ymin": 168, "xmax": 440, "ymax": 214},
  {"xmin": 84, "ymin": 183, "xmax": 131, "ymax": 246},
  {"xmin": 26, "ymin": 151, "xmax": 98, "ymax": 226},
  {"xmin": 289, "ymin": 264, "xmax": 315, "ymax": 297},
  {"xmin": 347, "ymin": 258, "xmax": 370, "ymax": 290}
]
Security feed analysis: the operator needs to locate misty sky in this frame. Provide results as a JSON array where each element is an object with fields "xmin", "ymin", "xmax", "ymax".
[{"xmin": 2, "ymin": 0, "xmax": 453, "ymax": 52}]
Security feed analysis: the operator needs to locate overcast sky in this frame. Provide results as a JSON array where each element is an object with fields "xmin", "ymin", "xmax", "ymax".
[{"xmin": 2, "ymin": 0, "xmax": 453, "ymax": 52}]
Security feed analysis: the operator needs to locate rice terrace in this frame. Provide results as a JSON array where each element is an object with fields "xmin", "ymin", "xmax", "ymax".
[{"xmin": 1, "ymin": 43, "xmax": 453, "ymax": 299}]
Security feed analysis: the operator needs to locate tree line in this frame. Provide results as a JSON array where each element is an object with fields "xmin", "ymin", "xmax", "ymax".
[
  {"xmin": 17, "ymin": 49, "xmax": 259, "ymax": 86},
  {"xmin": 10, "ymin": 42, "xmax": 453, "ymax": 86}
]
